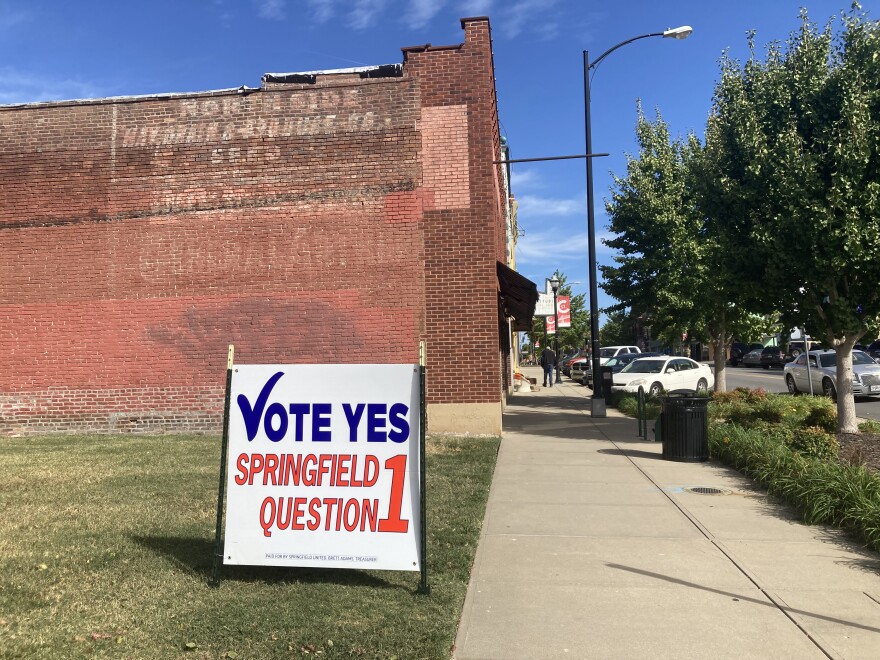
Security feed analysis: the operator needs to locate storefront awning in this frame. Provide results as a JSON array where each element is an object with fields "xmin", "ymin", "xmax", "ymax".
[{"xmin": 497, "ymin": 262, "xmax": 538, "ymax": 331}]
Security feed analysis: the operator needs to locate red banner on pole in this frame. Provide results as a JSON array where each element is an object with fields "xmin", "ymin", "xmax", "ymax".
[
  {"xmin": 546, "ymin": 315, "xmax": 556, "ymax": 334},
  {"xmin": 557, "ymin": 296, "xmax": 571, "ymax": 328}
]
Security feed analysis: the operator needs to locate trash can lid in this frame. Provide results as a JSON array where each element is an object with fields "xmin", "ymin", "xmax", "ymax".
[
  {"xmin": 665, "ymin": 390, "xmax": 705, "ymax": 398},
  {"xmin": 662, "ymin": 392, "xmax": 709, "ymax": 410}
]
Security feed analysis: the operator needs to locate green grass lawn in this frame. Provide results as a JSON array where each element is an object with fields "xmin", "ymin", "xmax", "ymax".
[{"xmin": 0, "ymin": 434, "xmax": 499, "ymax": 659}]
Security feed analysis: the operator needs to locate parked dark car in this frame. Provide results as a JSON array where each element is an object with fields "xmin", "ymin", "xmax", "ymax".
[
  {"xmin": 567, "ymin": 356, "xmax": 588, "ymax": 381},
  {"xmin": 569, "ymin": 358, "xmax": 588, "ymax": 384},
  {"xmin": 866, "ymin": 339, "xmax": 880, "ymax": 362},
  {"xmin": 729, "ymin": 342, "xmax": 764, "ymax": 366},
  {"xmin": 728, "ymin": 342, "xmax": 748, "ymax": 366},
  {"xmin": 760, "ymin": 346, "xmax": 786, "ymax": 369},
  {"xmin": 741, "ymin": 348, "xmax": 763, "ymax": 368},
  {"xmin": 551, "ymin": 344, "xmax": 580, "ymax": 375},
  {"xmin": 561, "ymin": 351, "xmax": 585, "ymax": 377}
]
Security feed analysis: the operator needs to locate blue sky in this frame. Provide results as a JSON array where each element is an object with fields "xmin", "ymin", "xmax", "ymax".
[{"xmin": 0, "ymin": 0, "xmax": 869, "ymax": 319}]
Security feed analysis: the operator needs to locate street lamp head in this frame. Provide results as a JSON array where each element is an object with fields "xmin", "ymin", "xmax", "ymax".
[
  {"xmin": 663, "ymin": 25, "xmax": 692, "ymax": 40},
  {"xmin": 550, "ymin": 276, "xmax": 560, "ymax": 293}
]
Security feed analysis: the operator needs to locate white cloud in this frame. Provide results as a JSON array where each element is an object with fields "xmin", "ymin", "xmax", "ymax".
[
  {"xmin": 307, "ymin": 0, "xmax": 335, "ymax": 23},
  {"xmin": 497, "ymin": 0, "xmax": 558, "ymax": 39},
  {"xmin": 515, "ymin": 228, "xmax": 619, "ymax": 272},
  {"xmin": 510, "ymin": 168, "xmax": 540, "ymax": 190},
  {"xmin": 515, "ymin": 227, "xmax": 588, "ymax": 263},
  {"xmin": 459, "ymin": 0, "xmax": 493, "ymax": 14},
  {"xmin": 347, "ymin": 0, "xmax": 387, "ymax": 30},
  {"xmin": 257, "ymin": 0, "xmax": 286, "ymax": 20},
  {"xmin": 0, "ymin": 67, "xmax": 104, "ymax": 105},
  {"xmin": 517, "ymin": 194, "xmax": 581, "ymax": 217},
  {"xmin": 533, "ymin": 20, "xmax": 559, "ymax": 41},
  {"xmin": 253, "ymin": 0, "xmax": 562, "ymax": 38},
  {"xmin": 406, "ymin": 0, "xmax": 446, "ymax": 29}
]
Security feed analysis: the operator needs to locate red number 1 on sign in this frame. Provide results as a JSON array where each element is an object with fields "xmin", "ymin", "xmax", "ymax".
[{"xmin": 378, "ymin": 454, "xmax": 409, "ymax": 533}]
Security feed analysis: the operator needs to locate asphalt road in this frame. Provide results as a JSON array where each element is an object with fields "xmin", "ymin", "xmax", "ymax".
[{"xmin": 720, "ymin": 363, "xmax": 880, "ymax": 422}]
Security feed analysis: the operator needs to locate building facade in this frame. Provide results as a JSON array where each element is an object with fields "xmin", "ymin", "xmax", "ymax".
[{"xmin": 0, "ymin": 17, "xmax": 536, "ymax": 437}]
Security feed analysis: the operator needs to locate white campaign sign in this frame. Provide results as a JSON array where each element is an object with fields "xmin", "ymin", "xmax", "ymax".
[{"xmin": 223, "ymin": 364, "xmax": 421, "ymax": 571}]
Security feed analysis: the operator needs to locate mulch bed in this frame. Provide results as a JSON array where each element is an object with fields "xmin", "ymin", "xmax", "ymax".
[{"xmin": 838, "ymin": 432, "xmax": 880, "ymax": 472}]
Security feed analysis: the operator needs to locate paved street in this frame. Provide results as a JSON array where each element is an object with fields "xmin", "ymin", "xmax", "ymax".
[
  {"xmin": 720, "ymin": 365, "xmax": 880, "ymax": 422},
  {"xmin": 564, "ymin": 364, "xmax": 880, "ymax": 422}
]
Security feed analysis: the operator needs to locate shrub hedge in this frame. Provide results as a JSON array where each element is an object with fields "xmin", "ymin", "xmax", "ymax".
[
  {"xmin": 710, "ymin": 423, "xmax": 880, "ymax": 551},
  {"xmin": 609, "ymin": 389, "xmax": 880, "ymax": 552}
]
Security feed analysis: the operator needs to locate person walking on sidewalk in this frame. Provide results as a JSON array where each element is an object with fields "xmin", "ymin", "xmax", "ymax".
[{"xmin": 540, "ymin": 346, "xmax": 557, "ymax": 387}]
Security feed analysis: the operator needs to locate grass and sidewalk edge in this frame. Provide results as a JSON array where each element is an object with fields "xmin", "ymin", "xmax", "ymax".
[{"xmin": 0, "ymin": 434, "xmax": 500, "ymax": 659}]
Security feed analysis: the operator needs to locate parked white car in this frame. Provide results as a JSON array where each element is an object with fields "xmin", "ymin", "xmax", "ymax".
[
  {"xmin": 611, "ymin": 356, "xmax": 713, "ymax": 396},
  {"xmin": 784, "ymin": 349, "xmax": 880, "ymax": 399},
  {"xmin": 597, "ymin": 345, "xmax": 641, "ymax": 366}
]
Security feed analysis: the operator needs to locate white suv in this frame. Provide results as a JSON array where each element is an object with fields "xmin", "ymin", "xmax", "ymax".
[{"xmin": 598, "ymin": 346, "xmax": 641, "ymax": 366}]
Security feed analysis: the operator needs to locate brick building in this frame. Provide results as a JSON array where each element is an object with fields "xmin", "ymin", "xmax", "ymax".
[{"xmin": 0, "ymin": 17, "xmax": 537, "ymax": 437}]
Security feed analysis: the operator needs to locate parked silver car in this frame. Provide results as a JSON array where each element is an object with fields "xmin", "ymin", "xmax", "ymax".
[
  {"xmin": 783, "ymin": 349, "xmax": 880, "ymax": 399},
  {"xmin": 741, "ymin": 348, "xmax": 763, "ymax": 368}
]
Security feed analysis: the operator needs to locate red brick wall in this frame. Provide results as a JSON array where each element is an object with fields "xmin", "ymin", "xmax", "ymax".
[
  {"xmin": 404, "ymin": 18, "xmax": 508, "ymax": 405},
  {"xmin": 0, "ymin": 18, "xmax": 507, "ymax": 434}
]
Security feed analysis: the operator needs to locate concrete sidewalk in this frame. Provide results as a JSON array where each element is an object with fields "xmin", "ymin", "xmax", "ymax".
[{"xmin": 454, "ymin": 366, "xmax": 880, "ymax": 659}]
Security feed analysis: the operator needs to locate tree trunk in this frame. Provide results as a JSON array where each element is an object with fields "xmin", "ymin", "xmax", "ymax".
[
  {"xmin": 712, "ymin": 339, "xmax": 727, "ymax": 392},
  {"xmin": 710, "ymin": 322, "xmax": 728, "ymax": 393},
  {"xmin": 835, "ymin": 336, "xmax": 861, "ymax": 434}
]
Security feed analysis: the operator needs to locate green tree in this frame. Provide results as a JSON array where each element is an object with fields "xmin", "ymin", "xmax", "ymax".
[
  {"xmin": 706, "ymin": 6, "xmax": 880, "ymax": 431},
  {"xmin": 527, "ymin": 272, "xmax": 589, "ymax": 357},
  {"xmin": 601, "ymin": 107, "xmax": 693, "ymax": 347},
  {"xmin": 599, "ymin": 307, "xmax": 664, "ymax": 347},
  {"xmin": 601, "ymin": 107, "xmax": 757, "ymax": 391},
  {"xmin": 599, "ymin": 308, "xmax": 636, "ymax": 346}
]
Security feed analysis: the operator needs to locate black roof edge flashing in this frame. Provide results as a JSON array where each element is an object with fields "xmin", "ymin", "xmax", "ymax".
[
  {"xmin": 261, "ymin": 73, "xmax": 317, "ymax": 84},
  {"xmin": 359, "ymin": 64, "xmax": 403, "ymax": 79},
  {"xmin": 261, "ymin": 64, "xmax": 402, "ymax": 85}
]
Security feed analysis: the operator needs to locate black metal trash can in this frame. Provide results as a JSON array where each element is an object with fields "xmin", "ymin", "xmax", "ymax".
[
  {"xmin": 661, "ymin": 392, "xmax": 709, "ymax": 462},
  {"xmin": 600, "ymin": 366, "xmax": 614, "ymax": 400}
]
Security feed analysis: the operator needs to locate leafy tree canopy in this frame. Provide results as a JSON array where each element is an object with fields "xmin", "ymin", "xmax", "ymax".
[
  {"xmin": 601, "ymin": 106, "xmax": 760, "ymax": 389},
  {"xmin": 698, "ymin": 3, "xmax": 880, "ymax": 428},
  {"xmin": 709, "ymin": 5, "xmax": 880, "ymax": 345},
  {"xmin": 526, "ymin": 272, "xmax": 589, "ymax": 357}
]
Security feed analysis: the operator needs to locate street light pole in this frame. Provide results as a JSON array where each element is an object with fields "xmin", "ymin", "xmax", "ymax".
[
  {"xmin": 583, "ymin": 25, "xmax": 692, "ymax": 417},
  {"xmin": 550, "ymin": 275, "xmax": 561, "ymax": 384}
]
